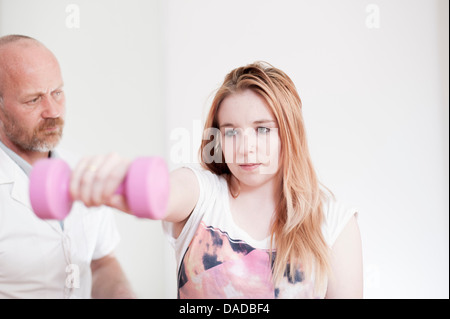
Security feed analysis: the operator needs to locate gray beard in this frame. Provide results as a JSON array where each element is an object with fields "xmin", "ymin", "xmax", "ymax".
[{"xmin": 0, "ymin": 115, "xmax": 63, "ymax": 153}]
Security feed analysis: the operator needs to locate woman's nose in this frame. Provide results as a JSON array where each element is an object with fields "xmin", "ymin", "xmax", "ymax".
[{"xmin": 237, "ymin": 128, "xmax": 257, "ymax": 161}]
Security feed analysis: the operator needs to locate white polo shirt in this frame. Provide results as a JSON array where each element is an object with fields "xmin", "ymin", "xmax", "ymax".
[{"xmin": 0, "ymin": 145, "xmax": 120, "ymax": 299}]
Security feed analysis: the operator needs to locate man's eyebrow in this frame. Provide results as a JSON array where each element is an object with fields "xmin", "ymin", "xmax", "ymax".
[
  {"xmin": 52, "ymin": 84, "xmax": 65, "ymax": 91},
  {"xmin": 21, "ymin": 84, "xmax": 64, "ymax": 100},
  {"xmin": 21, "ymin": 91, "xmax": 45, "ymax": 100}
]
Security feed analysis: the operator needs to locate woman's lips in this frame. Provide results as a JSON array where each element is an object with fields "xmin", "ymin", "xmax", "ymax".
[{"xmin": 239, "ymin": 163, "xmax": 261, "ymax": 171}]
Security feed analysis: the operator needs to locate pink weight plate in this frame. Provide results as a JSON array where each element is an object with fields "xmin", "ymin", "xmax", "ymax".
[
  {"xmin": 125, "ymin": 157, "xmax": 170, "ymax": 219},
  {"xmin": 29, "ymin": 159, "xmax": 73, "ymax": 220}
]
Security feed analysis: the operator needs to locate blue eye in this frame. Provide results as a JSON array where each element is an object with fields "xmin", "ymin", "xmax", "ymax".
[
  {"xmin": 224, "ymin": 129, "xmax": 238, "ymax": 137},
  {"xmin": 257, "ymin": 127, "xmax": 270, "ymax": 134}
]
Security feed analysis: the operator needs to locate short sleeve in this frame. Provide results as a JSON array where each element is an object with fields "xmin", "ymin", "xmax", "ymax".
[
  {"xmin": 162, "ymin": 165, "xmax": 222, "ymax": 269},
  {"xmin": 321, "ymin": 199, "xmax": 359, "ymax": 248}
]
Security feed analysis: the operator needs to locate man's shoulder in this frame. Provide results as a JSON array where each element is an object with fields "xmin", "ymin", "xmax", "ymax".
[{"xmin": 52, "ymin": 147, "xmax": 82, "ymax": 168}]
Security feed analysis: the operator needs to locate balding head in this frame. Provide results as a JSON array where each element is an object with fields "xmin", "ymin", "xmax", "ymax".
[
  {"xmin": 0, "ymin": 35, "xmax": 43, "ymax": 106},
  {"xmin": 0, "ymin": 35, "xmax": 57, "ymax": 104},
  {"xmin": 0, "ymin": 34, "xmax": 40, "ymax": 47},
  {"xmin": 0, "ymin": 34, "xmax": 39, "ymax": 71}
]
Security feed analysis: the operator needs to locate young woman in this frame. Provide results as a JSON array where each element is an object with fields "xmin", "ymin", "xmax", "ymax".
[{"xmin": 70, "ymin": 62, "xmax": 363, "ymax": 299}]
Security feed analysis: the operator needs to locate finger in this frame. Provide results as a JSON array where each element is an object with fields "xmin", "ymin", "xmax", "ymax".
[
  {"xmin": 91, "ymin": 153, "xmax": 130, "ymax": 205},
  {"xmin": 79, "ymin": 155, "xmax": 107, "ymax": 207},
  {"xmin": 70, "ymin": 156, "xmax": 92, "ymax": 201},
  {"xmin": 103, "ymin": 156, "xmax": 132, "ymax": 198},
  {"xmin": 107, "ymin": 194, "xmax": 131, "ymax": 214}
]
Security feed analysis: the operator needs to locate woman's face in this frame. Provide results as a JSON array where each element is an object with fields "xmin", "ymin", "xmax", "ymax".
[{"xmin": 217, "ymin": 89, "xmax": 281, "ymax": 189}]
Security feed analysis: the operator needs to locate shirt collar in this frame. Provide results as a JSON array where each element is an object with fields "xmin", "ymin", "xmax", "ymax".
[{"xmin": 0, "ymin": 140, "xmax": 58, "ymax": 177}]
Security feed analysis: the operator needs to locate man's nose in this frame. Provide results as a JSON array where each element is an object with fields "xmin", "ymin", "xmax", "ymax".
[{"xmin": 41, "ymin": 95, "xmax": 62, "ymax": 119}]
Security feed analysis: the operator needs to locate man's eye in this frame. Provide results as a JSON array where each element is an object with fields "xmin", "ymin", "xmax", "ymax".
[
  {"xmin": 27, "ymin": 96, "xmax": 41, "ymax": 104},
  {"xmin": 257, "ymin": 127, "xmax": 270, "ymax": 134},
  {"xmin": 52, "ymin": 91, "xmax": 63, "ymax": 100}
]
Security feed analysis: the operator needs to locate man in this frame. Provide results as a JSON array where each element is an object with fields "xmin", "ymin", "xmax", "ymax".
[{"xmin": 0, "ymin": 34, "xmax": 135, "ymax": 299}]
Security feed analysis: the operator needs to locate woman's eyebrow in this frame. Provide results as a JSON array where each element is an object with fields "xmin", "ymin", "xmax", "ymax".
[
  {"xmin": 253, "ymin": 119, "xmax": 277, "ymax": 125},
  {"xmin": 219, "ymin": 119, "xmax": 276, "ymax": 128},
  {"xmin": 219, "ymin": 122, "xmax": 235, "ymax": 128}
]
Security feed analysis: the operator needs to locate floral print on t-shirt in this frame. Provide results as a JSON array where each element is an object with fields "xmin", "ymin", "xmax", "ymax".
[{"xmin": 177, "ymin": 221, "xmax": 317, "ymax": 299}]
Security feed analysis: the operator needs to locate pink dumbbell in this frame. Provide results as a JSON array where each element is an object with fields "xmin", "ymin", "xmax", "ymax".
[{"xmin": 29, "ymin": 157, "xmax": 170, "ymax": 220}]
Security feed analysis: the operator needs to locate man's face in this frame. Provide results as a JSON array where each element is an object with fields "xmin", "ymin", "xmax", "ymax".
[{"xmin": 0, "ymin": 41, "xmax": 66, "ymax": 153}]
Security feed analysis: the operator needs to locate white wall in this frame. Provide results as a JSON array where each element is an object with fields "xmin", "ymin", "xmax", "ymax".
[
  {"xmin": 162, "ymin": 0, "xmax": 449, "ymax": 299},
  {"xmin": 1, "ymin": 0, "xmax": 448, "ymax": 299}
]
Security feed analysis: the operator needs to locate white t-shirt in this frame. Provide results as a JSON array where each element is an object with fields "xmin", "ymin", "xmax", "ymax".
[
  {"xmin": 163, "ymin": 165, "xmax": 358, "ymax": 299},
  {"xmin": 0, "ymin": 147, "xmax": 120, "ymax": 299}
]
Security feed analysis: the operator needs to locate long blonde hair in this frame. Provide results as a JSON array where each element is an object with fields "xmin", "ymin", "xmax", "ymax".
[{"xmin": 200, "ymin": 62, "xmax": 331, "ymax": 293}]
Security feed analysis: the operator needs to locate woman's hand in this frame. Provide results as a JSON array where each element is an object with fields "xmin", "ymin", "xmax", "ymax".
[{"xmin": 70, "ymin": 153, "xmax": 133, "ymax": 214}]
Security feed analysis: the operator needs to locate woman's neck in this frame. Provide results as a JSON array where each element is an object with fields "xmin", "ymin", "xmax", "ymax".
[
  {"xmin": 228, "ymin": 174, "xmax": 282, "ymax": 241},
  {"xmin": 231, "ymin": 174, "xmax": 281, "ymax": 206}
]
